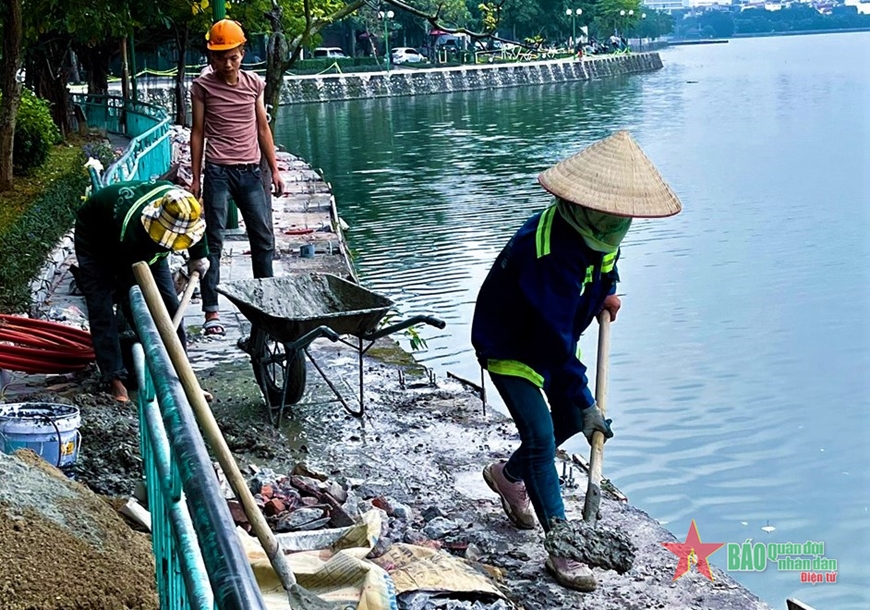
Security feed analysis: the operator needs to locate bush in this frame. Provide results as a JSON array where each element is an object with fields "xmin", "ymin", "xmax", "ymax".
[
  {"xmin": 292, "ymin": 57, "xmax": 384, "ymax": 75},
  {"xmin": 0, "ymin": 148, "xmax": 87, "ymax": 313},
  {"xmin": 0, "ymin": 88, "xmax": 63, "ymax": 176}
]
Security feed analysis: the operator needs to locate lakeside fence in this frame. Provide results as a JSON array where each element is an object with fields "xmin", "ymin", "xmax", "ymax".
[
  {"xmin": 130, "ymin": 286, "xmax": 268, "ymax": 610},
  {"xmin": 70, "ymin": 93, "xmax": 172, "ymax": 186}
]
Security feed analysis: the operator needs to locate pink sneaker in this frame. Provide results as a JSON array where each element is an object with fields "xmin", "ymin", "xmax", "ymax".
[
  {"xmin": 482, "ymin": 461, "xmax": 536, "ymax": 529},
  {"xmin": 545, "ymin": 555, "xmax": 597, "ymax": 592}
]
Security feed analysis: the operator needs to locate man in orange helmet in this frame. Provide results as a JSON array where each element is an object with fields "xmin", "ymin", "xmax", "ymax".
[{"xmin": 190, "ymin": 19, "xmax": 284, "ymax": 337}]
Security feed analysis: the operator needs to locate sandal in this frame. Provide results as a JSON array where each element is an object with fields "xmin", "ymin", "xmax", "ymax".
[{"xmin": 203, "ymin": 318, "xmax": 226, "ymax": 336}]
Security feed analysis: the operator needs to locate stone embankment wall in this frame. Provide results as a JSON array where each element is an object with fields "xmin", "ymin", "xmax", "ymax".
[
  {"xmin": 280, "ymin": 53, "xmax": 662, "ymax": 104},
  {"xmin": 132, "ymin": 53, "xmax": 662, "ymax": 111}
]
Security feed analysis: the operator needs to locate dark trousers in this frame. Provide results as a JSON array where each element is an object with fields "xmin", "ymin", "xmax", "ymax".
[
  {"xmin": 76, "ymin": 251, "xmax": 184, "ymax": 382},
  {"xmin": 201, "ymin": 161, "xmax": 274, "ymax": 313},
  {"xmin": 491, "ymin": 373, "xmax": 586, "ymax": 532}
]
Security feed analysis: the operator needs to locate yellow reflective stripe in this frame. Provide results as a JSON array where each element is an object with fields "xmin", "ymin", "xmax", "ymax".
[
  {"xmin": 602, "ymin": 251, "xmax": 617, "ymax": 273},
  {"xmin": 487, "ymin": 359, "xmax": 544, "ymax": 387},
  {"xmin": 148, "ymin": 252, "xmax": 169, "ymax": 265},
  {"xmin": 575, "ymin": 343, "xmax": 582, "ymax": 360},
  {"xmin": 535, "ymin": 206, "xmax": 557, "ymax": 258},
  {"xmin": 584, "ymin": 265, "xmax": 594, "ymax": 284},
  {"xmin": 120, "ymin": 185, "xmax": 175, "ymax": 241}
]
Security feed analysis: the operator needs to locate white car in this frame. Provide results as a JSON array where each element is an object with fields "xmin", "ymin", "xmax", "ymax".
[
  {"xmin": 391, "ymin": 47, "xmax": 426, "ymax": 64},
  {"xmin": 313, "ymin": 47, "xmax": 348, "ymax": 59}
]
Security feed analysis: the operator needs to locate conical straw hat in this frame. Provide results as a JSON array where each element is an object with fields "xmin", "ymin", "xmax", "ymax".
[{"xmin": 538, "ymin": 131, "xmax": 682, "ymax": 218}]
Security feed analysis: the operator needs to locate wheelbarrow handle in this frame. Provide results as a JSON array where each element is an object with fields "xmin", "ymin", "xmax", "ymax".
[
  {"xmin": 362, "ymin": 314, "xmax": 446, "ymax": 341},
  {"xmin": 284, "ymin": 325, "xmax": 340, "ymax": 353}
]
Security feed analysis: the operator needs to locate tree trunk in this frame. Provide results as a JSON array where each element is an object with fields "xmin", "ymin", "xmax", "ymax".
[
  {"xmin": 69, "ymin": 50, "xmax": 82, "ymax": 84},
  {"xmin": 0, "ymin": 0, "xmax": 23, "ymax": 192},
  {"xmin": 264, "ymin": 1, "xmax": 289, "ymax": 131},
  {"xmin": 78, "ymin": 41, "xmax": 114, "ymax": 95},
  {"xmin": 173, "ymin": 26, "xmax": 189, "ymax": 126},
  {"xmin": 27, "ymin": 37, "xmax": 71, "ymax": 137},
  {"xmin": 264, "ymin": 60, "xmax": 284, "ymax": 133},
  {"xmin": 120, "ymin": 38, "xmax": 130, "ymax": 102}
]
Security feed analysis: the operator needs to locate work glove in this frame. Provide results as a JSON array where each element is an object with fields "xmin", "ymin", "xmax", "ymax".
[
  {"xmin": 581, "ymin": 403, "xmax": 613, "ymax": 445},
  {"xmin": 188, "ymin": 257, "xmax": 210, "ymax": 279}
]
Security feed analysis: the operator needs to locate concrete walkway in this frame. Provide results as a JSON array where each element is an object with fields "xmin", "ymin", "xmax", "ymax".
[{"xmin": 1, "ymin": 132, "xmax": 353, "ymax": 398}]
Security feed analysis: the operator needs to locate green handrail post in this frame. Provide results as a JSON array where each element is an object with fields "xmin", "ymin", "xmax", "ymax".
[{"xmin": 130, "ymin": 286, "xmax": 269, "ymax": 609}]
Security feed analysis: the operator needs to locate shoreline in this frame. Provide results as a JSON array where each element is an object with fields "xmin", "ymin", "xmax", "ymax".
[{"xmin": 2, "ymin": 128, "xmax": 775, "ymax": 609}]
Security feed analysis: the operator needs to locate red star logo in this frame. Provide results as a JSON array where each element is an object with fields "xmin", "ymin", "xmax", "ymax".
[{"xmin": 663, "ymin": 520, "xmax": 724, "ymax": 581}]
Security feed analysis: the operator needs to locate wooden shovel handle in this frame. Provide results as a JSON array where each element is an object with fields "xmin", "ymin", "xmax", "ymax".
[
  {"xmin": 582, "ymin": 309, "xmax": 611, "ymax": 523},
  {"xmin": 172, "ymin": 270, "xmax": 199, "ymax": 331},
  {"xmin": 132, "ymin": 262, "xmax": 298, "ymax": 590}
]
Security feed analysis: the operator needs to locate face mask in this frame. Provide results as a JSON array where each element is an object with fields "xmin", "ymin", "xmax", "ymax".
[{"xmin": 556, "ymin": 199, "xmax": 632, "ymax": 253}]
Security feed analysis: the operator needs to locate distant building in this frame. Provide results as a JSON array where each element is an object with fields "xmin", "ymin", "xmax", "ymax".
[
  {"xmin": 844, "ymin": 0, "xmax": 870, "ymax": 13},
  {"xmin": 686, "ymin": 0, "xmax": 733, "ymax": 6},
  {"xmin": 644, "ymin": 0, "xmax": 688, "ymax": 10}
]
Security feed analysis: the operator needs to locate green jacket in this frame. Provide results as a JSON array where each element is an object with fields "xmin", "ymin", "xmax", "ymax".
[{"xmin": 74, "ymin": 180, "xmax": 208, "ymax": 271}]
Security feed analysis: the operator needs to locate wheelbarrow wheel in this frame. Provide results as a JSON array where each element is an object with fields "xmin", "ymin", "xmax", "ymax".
[{"xmin": 251, "ymin": 333, "xmax": 307, "ymax": 422}]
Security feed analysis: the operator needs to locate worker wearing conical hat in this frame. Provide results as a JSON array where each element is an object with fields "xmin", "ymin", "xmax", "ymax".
[{"xmin": 472, "ymin": 131, "xmax": 681, "ymax": 592}]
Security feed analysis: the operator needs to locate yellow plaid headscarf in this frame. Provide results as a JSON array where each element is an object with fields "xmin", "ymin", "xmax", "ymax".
[{"xmin": 140, "ymin": 189, "xmax": 206, "ymax": 251}]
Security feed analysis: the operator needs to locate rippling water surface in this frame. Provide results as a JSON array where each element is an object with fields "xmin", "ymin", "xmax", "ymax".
[{"xmin": 275, "ymin": 33, "xmax": 870, "ymax": 608}]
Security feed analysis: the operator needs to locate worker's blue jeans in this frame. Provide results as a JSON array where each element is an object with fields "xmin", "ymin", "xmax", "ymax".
[
  {"xmin": 201, "ymin": 162, "xmax": 274, "ymax": 314},
  {"xmin": 490, "ymin": 372, "xmax": 586, "ymax": 532},
  {"xmin": 76, "ymin": 252, "xmax": 183, "ymax": 382}
]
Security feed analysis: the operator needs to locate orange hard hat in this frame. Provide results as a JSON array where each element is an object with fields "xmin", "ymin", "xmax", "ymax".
[{"xmin": 207, "ymin": 19, "xmax": 246, "ymax": 51}]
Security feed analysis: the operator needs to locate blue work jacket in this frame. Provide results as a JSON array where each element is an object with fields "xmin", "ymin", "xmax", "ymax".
[{"xmin": 471, "ymin": 204, "xmax": 619, "ymax": 409}]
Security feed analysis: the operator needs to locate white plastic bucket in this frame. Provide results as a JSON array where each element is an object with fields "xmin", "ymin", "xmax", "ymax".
[{"xmin": 0, "ymin": 402, "xmax": 81, "ymax": 469}]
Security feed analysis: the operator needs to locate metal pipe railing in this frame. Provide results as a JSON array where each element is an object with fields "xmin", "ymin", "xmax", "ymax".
[
  {"xmin": 70, "ymin": 93, "xmax": 172, "ymax": 185},
  {"xmin": 130, "ymin": 286, "xmax": 269, "ymax": 610}
]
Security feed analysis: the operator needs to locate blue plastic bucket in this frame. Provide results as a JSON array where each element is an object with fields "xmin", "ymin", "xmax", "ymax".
[
  {"xmin": 0, "ymin": 402, "xmax": 81, "ymax": 469},
  {"xmin": 300, "ymin": 244, "xmax": 315, "ymax": 258}
]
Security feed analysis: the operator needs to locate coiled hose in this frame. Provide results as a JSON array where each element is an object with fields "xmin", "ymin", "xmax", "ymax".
[{"xmin": 0, "ymin": 315, "xmax": 95, "ymax": 374}]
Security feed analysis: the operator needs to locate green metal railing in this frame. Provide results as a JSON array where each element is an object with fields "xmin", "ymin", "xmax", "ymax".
[
  {"xmin": 130, "ymin": 286, "xmax": 268, "ymax": 610},
  {"xmin": 70, "ymin": 93, "xmax": 172, "ymax": 186}
]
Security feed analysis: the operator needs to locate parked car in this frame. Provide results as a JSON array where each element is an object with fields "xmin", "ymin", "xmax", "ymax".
[
  {"xmin": 313, "ymin": 47, "xmax": 348, "ymax": 59},
  {"xmin": 391, "ymin": 47, "xmax": 426, "ymax": 64}
]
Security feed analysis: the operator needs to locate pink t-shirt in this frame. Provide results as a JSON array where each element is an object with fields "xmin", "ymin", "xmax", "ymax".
[{"xmin": 191, "ymin": 69, "xmax": 264, "ymax": 165}]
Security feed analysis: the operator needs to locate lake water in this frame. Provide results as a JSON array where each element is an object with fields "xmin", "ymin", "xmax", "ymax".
[{"xmin": 274, "ymin": 33, "xmax": 870, "ymax": 609}]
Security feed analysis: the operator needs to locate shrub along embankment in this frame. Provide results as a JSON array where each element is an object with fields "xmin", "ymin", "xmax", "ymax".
[{"xmin": 0, "ymin": 145, "xmax": 88, "ymax": 313}]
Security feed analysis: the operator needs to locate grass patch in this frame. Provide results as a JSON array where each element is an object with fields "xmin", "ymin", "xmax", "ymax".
[{"xmin": 0, "ymin": 139, "xmax": 90, "ymax": 236}]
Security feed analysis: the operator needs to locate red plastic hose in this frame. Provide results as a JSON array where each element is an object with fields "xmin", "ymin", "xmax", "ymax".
[{"xmin": 0, "ymin": 315, "xmax": 95, "ymax": 375}]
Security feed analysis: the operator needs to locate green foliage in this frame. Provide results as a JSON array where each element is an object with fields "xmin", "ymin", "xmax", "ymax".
[
  {"xmin": 0, "ymin": 148, "xmax": 87, "ymax": 313},
  {"xmin": 673, "ymin": 5, "xmax": 870, "ymax": 40},
  {"xmin": 81, "ymin": 140, "xmax": 118, "ymax": 170},
  {"xmin": 591, "ymin": 0, "xmax": 642, "ymax": 39},
  {"xmin": 0, "ymin": 88, "xmax": 63, "ymax": 175}
]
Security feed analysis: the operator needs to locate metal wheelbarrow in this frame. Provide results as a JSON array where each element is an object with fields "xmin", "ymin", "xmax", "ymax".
[{"xmin": 217, "ymin": 273, "xmax": 445, "ymax": 425}]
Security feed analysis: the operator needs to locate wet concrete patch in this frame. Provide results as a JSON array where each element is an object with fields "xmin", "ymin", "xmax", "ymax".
[{"xmin": 545, "ymin": 518, "xmax": 635, "ymax": 574}]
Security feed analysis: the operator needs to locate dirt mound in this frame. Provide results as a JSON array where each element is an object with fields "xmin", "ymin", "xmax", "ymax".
[{"xmin": 0, "ymin": 450, "xmax": 157, "ymax": 610}]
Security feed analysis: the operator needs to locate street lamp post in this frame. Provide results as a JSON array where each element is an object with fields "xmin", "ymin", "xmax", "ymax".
[
  {"xmin": 618, "ymin": 9, "xmax": 625, "ymax": 37},
  {"xmin": 566, "ymin": 8, "xmax": 583, "ymax": 49},
  {"xmin": 379, "ymin": 10, "xmax": 395, "ymax": 72},
  {"xmin": 640, "ymin": 13, "xmax": 647, "ymax": 51}
]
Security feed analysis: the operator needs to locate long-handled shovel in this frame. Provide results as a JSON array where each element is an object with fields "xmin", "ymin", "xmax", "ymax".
[
  {"xmin": 582, "ymin": 309, "xmax": 611, "ymax": 524},
  {"xmin": 172, "ymin": 270, "xmax": 199, "ymax": 330},
  {"xmin": 133, "ymin": 262, "xmax": 339, "ymax": 610},
  {"xmin": 546, "ymin": 309, "xmax": 635, "ymax": 574}
]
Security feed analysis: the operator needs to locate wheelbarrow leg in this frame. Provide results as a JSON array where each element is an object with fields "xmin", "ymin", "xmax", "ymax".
[{"xmin": 304, "ymin": 348, "xmax": 363, "ymax": 417}]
